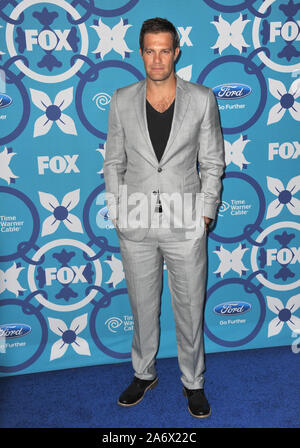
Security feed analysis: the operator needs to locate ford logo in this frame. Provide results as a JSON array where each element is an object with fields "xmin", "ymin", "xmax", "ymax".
[
  {"xmin": 0, "ymin": 93, "xmax": 13, "ymax": 109},
  {"xmin": 0, "ymin": 323, "xmax": 31, "ymax": 339},
  {"xmin": 212, "ymin": 83, "xmax": 252, "ymax": 100},
  {"xmin": 214, "ymin": 302, "xmax": 251, "ymax": 315}
]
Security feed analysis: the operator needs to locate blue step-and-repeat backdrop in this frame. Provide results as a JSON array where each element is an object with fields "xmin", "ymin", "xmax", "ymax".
[{"xmin": 0, "ymin": 0, "xmax": 299, "ymax": 376}]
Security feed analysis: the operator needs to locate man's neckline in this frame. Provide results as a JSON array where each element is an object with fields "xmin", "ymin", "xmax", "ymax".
[{"xmin": 146, "ymin": 98, "xmax": 175, "ymax": 114}]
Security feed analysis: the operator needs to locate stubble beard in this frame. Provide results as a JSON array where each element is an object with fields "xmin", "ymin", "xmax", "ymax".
[{"xmin": 146, "ymin": 67, "xmax": 175, "ymax": 83}]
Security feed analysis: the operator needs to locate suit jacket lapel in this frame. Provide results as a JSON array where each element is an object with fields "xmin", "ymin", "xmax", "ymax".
[
  {"xmin": 133, "ymin": 75, "xmax": 191, "ymax": 166},
  {"xmin": 160, "ymin": 75, "xmax": 191, "ymax": 164},
  {"xmin": 133, "ymin": 79, "xmax": 158, "ymax": 166}
]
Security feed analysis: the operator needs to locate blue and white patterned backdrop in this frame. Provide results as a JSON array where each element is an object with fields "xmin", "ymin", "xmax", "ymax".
[{"xmin": 0, "ymin": 0, "xmax": 299, "ymax": 376}]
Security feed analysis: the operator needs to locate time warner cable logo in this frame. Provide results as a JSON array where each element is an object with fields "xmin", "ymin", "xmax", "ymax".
[{"xmin": 105, "ymin": 316, "xmax": 134, "ymax": 333}]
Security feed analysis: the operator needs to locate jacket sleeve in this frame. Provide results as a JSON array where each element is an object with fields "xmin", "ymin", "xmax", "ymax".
[
  {"xmin": 198, "ymin": 88, "xmax": 225, "ymax": 220},
  {"xmin": 103, "ymin": 90, "xmax": 127, "ymax": 222}
]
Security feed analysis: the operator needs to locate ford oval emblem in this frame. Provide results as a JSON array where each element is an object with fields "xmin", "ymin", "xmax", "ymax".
[
  {"xmin": 0, "ymin": 323, "xmax": 32, "ymax": 339},
  {"xmin": 213, "ymin": 302, "xmax": 251, "ymax": 315},
  {"xmin": 212, "ymin": 83, "xmax": 252, "ymax": 100},
  {"xmin": 0, "ymin": 93, "xmax": 13, "ymax": 109}
]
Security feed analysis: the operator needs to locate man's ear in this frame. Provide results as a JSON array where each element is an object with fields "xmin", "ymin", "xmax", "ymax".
[
  {"xmin": 139, "ymin": 48, "xmax": 143, "ymax": 58},
  {"xmin": 174, "ymin": 46, "xmax": 180, "ymax": 61}
]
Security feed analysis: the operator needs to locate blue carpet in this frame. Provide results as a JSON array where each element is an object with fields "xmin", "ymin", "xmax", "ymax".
[{"xmin": 0, "ymin": 345, "xmax": 299, "ymax": 428}]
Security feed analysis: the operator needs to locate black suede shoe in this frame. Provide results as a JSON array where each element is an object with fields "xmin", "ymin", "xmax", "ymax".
[
  {"xmin": 118, "ymin": 376, "xmax": 158, "ymax": 407},
  {"xmin": 183, "ymin": 387, "xmax": 211, "ymax": 418}
]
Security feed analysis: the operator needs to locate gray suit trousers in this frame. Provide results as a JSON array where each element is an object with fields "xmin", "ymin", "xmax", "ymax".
[{"xmin": 117, "ymin": 212, "xmax": 207, "ymax": 390}]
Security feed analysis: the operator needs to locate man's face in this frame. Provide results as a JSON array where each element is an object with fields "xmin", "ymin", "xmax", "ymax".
[{"xmin": 140, "ymin": 32, "xmax": 179, "ymax": 82}]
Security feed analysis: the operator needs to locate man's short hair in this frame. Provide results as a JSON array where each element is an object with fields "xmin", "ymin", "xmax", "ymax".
[{"xmin": 139, "ymin": 17, "xmax": 180, "ymax": 53}]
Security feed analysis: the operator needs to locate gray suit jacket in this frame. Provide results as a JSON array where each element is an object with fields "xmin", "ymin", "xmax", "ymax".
[{"xmin": 103, "ymin": 75, "xmax": 225, "ymax": 241}]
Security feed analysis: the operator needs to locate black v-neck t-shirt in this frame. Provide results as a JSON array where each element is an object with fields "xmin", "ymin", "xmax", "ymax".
[{"xmin": 146, "ymin": 99, "xmax": 175, "ymax": 162}]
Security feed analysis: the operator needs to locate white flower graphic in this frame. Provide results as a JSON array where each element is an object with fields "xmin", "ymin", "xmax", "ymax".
[
  {"xmin": 96, "ymin": 143, "xmax": 106, "ymax": 175},
  {"xmin": 30, "ymin": 87, "xmax": 77, "ymax": 137},
  {"xmin": 266, "ymin": 175, "xmax": 300, "ymax": 219},
  {"xmin": 224, "ymin": 135, "xmax": 250, "ymax": 170},
  {"xmin": 0, "ymin": 263, "xmax": 25, "ymax": 296},
  {"xmin": 176, "ymin": 65, "xmax": 192, "ymax": 81},
  {"xmin": 48, "ymin": 314, "xmax": 91, "ymax": 361},
  {"xmin": 0, "ymin": 147, "xmax": 18, "ymax": 184},
  {"xmin": 267, "ymin": 294, "xmax": 300, "ymax": 337},
  {"xmin": 39, "ymin": 189, "xmax": 83, "ymax": 236},
  {"xmin": 214, "ymin": 244, "xmax": 248, "ymax": 278},
  {"xmin": 104, "ymin": 254, "xmax": 124, "ymax": 288},
  {"xmin": 211, "ymin": 14, "xmax": 250, "ymax": 54},
  {"xmin": 267, "ymin": 78, "xmax": 300, "ymax": 125},
  {"xmin": 91, "ymin": 18, "xmax": 133, "ymax": 59}
]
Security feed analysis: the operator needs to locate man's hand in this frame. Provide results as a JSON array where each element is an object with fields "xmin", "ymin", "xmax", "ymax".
[{"xmin": 204, "ymin": 216, "xmax": 212, "ymax": 232}]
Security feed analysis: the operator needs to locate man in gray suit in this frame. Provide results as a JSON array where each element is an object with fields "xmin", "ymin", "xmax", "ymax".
[{"xmin": 103, "ymin": 17, "xmax": 224, "ymax": 418}]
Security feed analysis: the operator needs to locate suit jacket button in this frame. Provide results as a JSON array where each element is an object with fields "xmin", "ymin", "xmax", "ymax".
[{"xmin": 157, "ymin": 167, "xmax": 162, "ymax": 172}]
